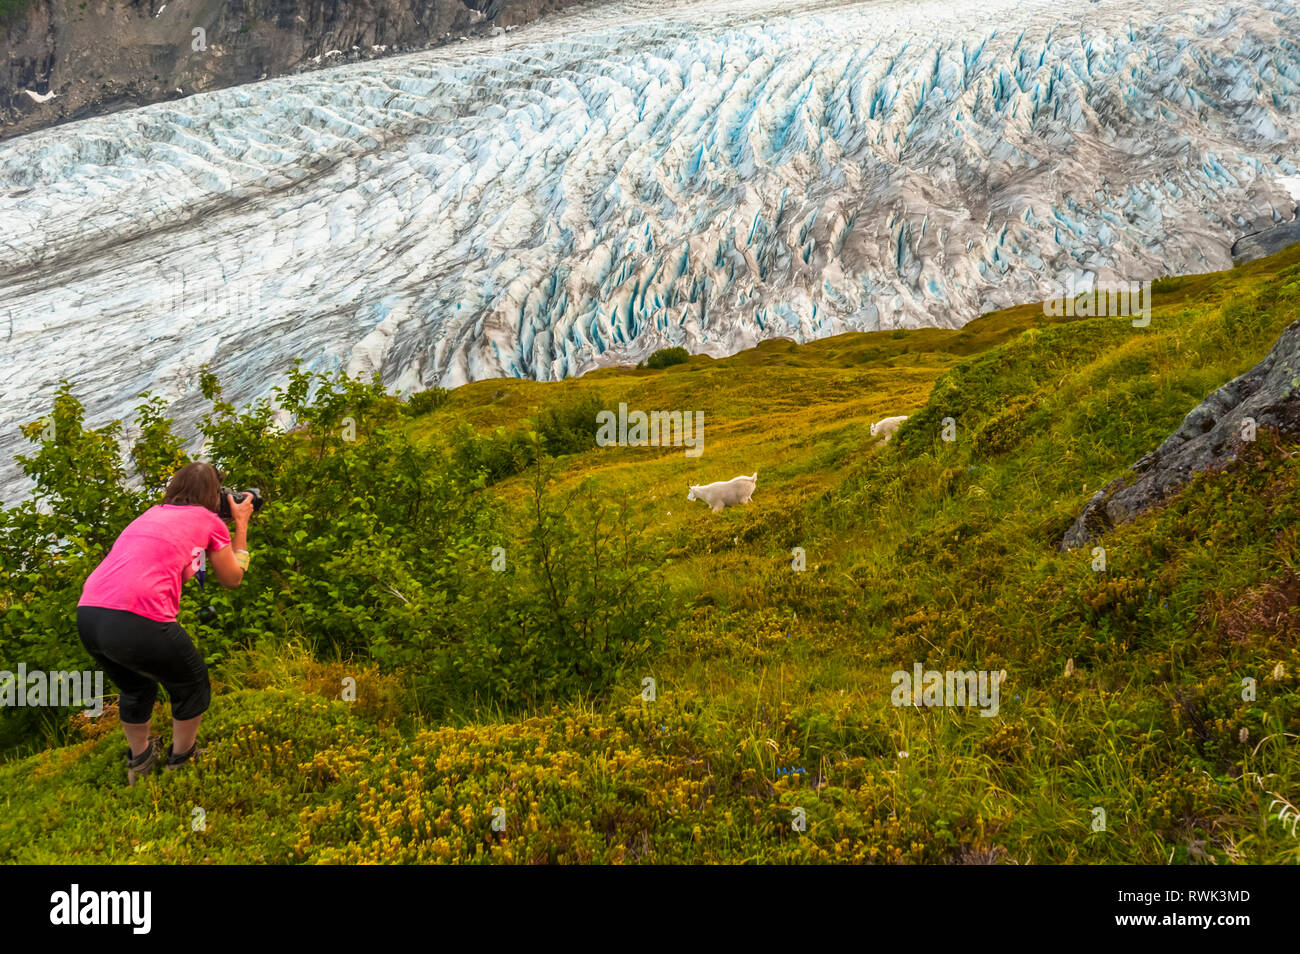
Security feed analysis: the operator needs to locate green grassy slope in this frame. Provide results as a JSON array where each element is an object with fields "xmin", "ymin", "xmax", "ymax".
[{"xmin": 3, "ymin": 246, "xmax": 1299, "ymax": 863}]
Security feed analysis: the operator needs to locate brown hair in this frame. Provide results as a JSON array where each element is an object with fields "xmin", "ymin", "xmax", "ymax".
[{"xmin": 163, "ymin": 462, "xmax": 223, "ymax": 513}]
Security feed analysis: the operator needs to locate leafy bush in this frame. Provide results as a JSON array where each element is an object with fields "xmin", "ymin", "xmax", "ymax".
[
  {"xmin": 405, "ymin": 387, "xmax": 449, "ymax": 416},
  {"xmin": 1150, "ymin": 274, "xmax": 1190, "ymax": 294},
  {"xmin": 444, "ymin": 391, "xmax": 604, "ymax": 484},
  {"xmin": 448, "ymin": 422, "xmax": 538, "ymax": 484},
  {"xmin": 400, "ymin": 454, "xmax": 668, "ymax": 712},
  {"xmin": 532, "ymin": 392, "xmax": 605, "ymax": 457},
  {"xmin": 645, "ymin": 347, "xmax": 690, "ymax": 370},
  {"xmin": 0, "ymin": 384, "xmax": 150, "ymax": 751}
]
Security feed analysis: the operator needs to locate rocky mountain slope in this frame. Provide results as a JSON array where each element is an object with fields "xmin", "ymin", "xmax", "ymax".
[{"xmin": 0, "ymin": 0, "xmax": 597, "ymax": 140}]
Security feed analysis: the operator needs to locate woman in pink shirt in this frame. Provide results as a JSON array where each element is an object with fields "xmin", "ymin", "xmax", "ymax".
[{"xmin": 78, "ymin": 462, "xmax": 255, "ymax": 786}]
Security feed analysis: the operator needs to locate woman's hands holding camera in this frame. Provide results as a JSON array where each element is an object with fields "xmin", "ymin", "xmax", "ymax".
[
  {"xmin": 229, "ymin": 492, "xmax": 255, "ymax": 529},
  {"xmin": 210, "ymin": 492, "xmax": 255, "ymax": 589}
]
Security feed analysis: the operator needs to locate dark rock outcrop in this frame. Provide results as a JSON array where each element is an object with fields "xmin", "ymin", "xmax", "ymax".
[
  {"xmin": 1, "ymin": 0, "xmax": 596, "ymax": 142},
  {"xmin": 1232, "ymin": 211, "xmax": 1300, "ymax": 264},
  {"xmin": 1061, "ymin": 316, "xmax": 1300, "ymax": 549}
]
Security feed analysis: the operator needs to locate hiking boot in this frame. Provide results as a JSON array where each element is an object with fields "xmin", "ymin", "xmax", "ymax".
[
  {"xmin": 126, "ymin": 736, "xmax": 161, "ymax": 787},
  {"xmin": 163, "ymin": 742, "xmax": 206, "ymax": 773}
]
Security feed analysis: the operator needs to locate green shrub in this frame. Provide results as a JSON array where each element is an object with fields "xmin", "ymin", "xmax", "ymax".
[
  {"xmin": 645, "ymin": 347, "xmax": 690, "ymax": 370},
  {"xmin": 405, "ymin": 387, "xmax": 449, "ymax": 416},
  {"xmin": 448, "ymin": 421, "xmax": 538, "ymax": 484},
  {"xmin": 411, "ymin": 456, "xmax": 669, "ymax": 713},
  {"xmin": 532, "ymin": 392, "xmax": 605, "ymax": 456},
  {"xmin": 444, "ymin": 391, "xmax": 603, "ymax": 484},
  {"xmin": 0, "ymin": 383, "xmax": 157, "ymax": 752},
  {"xmin": 1150, "ymin": 274, "xmax": 1189, "ymax": 295}
]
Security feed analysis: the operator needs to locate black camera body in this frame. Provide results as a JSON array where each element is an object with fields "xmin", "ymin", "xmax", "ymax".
[{"xmin": 218, "ymin": 486, "xmax": 264, "ymax": 520}]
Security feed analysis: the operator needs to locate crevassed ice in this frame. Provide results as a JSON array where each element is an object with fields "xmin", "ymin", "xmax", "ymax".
[{"xmin": 1, "ymin": 0, "xmax": 1299, "ymax": 498}]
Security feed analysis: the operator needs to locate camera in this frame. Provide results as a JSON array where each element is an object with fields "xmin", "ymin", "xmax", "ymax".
[{"xmin": 218, "ymin": 486, "xmax": 264, "ymax": 520}]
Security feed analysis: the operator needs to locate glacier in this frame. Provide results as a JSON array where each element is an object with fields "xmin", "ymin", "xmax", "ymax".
[{"xmin": 2, "ymin": 0, "xmax": 1300, "ymax": 499}]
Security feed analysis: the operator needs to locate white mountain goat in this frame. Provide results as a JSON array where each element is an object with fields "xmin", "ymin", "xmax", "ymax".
[
  {"xmin": 687, "ymin": 472, "xmax": 758, "ymax": 512},
  {"xmin": 870, "ymin": 415, "xmax": 909, "ymax": 443}
]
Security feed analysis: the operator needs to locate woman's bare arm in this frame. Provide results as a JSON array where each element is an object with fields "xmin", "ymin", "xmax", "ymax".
[
  {"xmin": 209, "ymin": 543, "xmax": 244, "ymax": 588},
  {"xmin": 209, "ymin": 494, "xmax": 253, "ymax": 588}
]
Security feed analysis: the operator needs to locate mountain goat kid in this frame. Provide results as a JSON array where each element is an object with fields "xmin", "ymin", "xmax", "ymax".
[
  {"xmin": 870, "ymin": 415, "xmax": 909, "ymax": 443},
  {"xmin": 687, "ymin": 472, "xmax": 758, "ymax": 513}
]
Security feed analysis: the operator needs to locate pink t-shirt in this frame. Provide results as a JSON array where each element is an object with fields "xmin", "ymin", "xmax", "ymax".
[{"xmin": 80, "ymin": 504, "xmax": 232, "ymax": 622}]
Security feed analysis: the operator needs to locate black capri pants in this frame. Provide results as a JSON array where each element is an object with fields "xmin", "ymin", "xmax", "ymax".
[{"xmin": 76, "ymin": 606, "xmax": 211, "ymax": 723}]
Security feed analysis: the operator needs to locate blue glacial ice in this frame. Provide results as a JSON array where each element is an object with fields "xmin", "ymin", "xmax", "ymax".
[{"xmin": 1, "ymin": 0, "xmax": 1299, "ymax": 496}]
